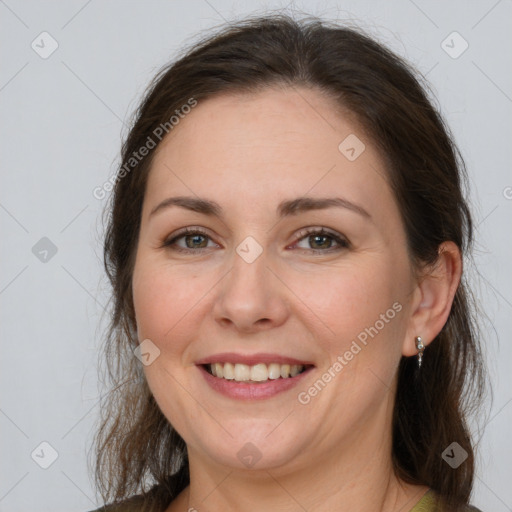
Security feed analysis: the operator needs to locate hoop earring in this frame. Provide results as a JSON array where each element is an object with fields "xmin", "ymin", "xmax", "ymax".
[{"xmin": 415, "ymin": 336, "xmax": 425, "ymax": 368}]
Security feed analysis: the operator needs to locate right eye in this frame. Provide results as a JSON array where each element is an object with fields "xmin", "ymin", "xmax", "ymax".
[{"xmin": 162, "ymin": 227, "xmax": 219, "ymax": 253}]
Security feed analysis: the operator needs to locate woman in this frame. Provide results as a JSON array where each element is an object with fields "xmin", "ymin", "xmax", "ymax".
[{"xmin": 90, "ymin": 14, "xmax": 487, "ymax": 512}]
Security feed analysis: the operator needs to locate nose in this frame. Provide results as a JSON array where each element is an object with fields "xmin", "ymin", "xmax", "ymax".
[{"xmin": 212, "ymin": 244, "xmax": 289, "ymax": 334}]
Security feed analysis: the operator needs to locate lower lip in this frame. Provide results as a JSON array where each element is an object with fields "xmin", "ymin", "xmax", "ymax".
[{"xmin": 198, "ymin": 365, "xmax": 314, "ymax": 400}]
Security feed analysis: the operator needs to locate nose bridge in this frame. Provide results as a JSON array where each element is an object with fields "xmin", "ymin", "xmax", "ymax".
[
  {"xmin": 232, "ymin": 236, "xmax": 268, "ymax": 289},
  {"xmin": 228, "ymin": 234, "xmax": 272, "ymax": 304},
  {"xmin": 212, "ymin": 234, "xmax": 288, "ymax": 331}
]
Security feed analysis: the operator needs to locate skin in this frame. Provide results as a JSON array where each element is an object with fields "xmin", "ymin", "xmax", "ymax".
[{"xmin": 131, "ymin": 86, "xmax": 461, "ymax": 512}]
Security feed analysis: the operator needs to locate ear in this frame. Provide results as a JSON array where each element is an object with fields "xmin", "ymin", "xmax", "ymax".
[{"xmin": 402, "ymin": 241, "xmax": 462, "ymax": 357}]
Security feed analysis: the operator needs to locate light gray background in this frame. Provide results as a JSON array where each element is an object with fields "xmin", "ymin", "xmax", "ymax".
[{"xmin": 1, "ymin": 1, "xmax": 511, "ymax": 511}]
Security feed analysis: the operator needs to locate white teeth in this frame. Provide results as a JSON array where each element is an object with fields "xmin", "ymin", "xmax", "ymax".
[
  {"xmin": 250, "ymin": 364, "xmax": 268, "ymax": 382},
  {"xmin": 223, "ymin": 362, "xmax": 235, "ymax": 380},
  {"xmin": 214, "ymin": 363, "xmax": 224, "ymax": 378},
  {"xmin": 280, "ymin": 364, "xmax": 291, "ymax": 378},
  {"xmin": 234, "ymin": 363, "xmax": 250, "ymax": 381},
  {"xmin": 207, "ymin": 362, "xmax": 306, "ymax": 381},
  {"xmin": 267, "ymin": 363, "xmax": 281, "ymax": 380}
]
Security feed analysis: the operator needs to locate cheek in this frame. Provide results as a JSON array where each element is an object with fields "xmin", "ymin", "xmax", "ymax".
[
  {"xmin": 297, "ymin": 261, "xmax": 404, "ymax": 343},
  {"xmin": 132, "ymin": 260, "xmax": 203, "ymax": 351},
  {"xmin": 132, "ymin": 262, "xmax": 203, "ymax": 417},
  {"xmin": 309, "ymin": 264, "xmax": 406, "ymax": 407}
]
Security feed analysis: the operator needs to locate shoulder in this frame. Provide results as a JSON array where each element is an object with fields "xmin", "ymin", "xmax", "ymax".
[
  {"xmin": 411, "ymin": 489, "xmax": 484, "ymax": 512},
  {"xmin": 87, "ymin": 479, "xmax": 187, "ymax": 512}
]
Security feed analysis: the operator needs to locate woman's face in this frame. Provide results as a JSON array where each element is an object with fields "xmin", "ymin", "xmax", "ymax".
[{"xmin": 132, "ymin": 87, "xmax": 419, "ymax": 473}]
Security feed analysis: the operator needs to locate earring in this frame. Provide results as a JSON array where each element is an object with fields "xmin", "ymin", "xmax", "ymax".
[{"xmin": 415, "ymin": 336, "xmax": 425, "ymax": 368}]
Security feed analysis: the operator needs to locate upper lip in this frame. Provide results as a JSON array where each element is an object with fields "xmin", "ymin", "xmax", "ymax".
[{"xmin": 195, "ymin": 352, "xmax": 315, "ymax": 367}]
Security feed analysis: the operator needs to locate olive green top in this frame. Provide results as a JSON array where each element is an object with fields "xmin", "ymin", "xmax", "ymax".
[
  {"xmin": 89, "ymin": 488, "xmax": 483, "ymax": 511},
  {"xmin": 411, "ymin": 489, "xmax": 440, "ymax": 511},
  {"xmin": 410, "ymin": 489, "xmax": 483, "ymax": 511}
]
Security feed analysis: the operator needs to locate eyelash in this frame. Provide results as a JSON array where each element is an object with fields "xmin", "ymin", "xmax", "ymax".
[{"xmin": 161, "ymin": 227, "xmax": 350, "ymax": 255}]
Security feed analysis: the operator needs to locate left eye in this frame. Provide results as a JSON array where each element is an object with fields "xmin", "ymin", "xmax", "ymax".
[
  {"xmin": 293, "ymin": 228, "xmax": 349, "ymax": 253},
  {"xmin": 162, "ymin": 227, "xmax": 349, "ymax": 254}
]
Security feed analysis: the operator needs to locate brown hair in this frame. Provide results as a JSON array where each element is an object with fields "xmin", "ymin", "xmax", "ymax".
[{"xmin": 91, "ymin": 14, "xmax": 488, "ymax": 511}]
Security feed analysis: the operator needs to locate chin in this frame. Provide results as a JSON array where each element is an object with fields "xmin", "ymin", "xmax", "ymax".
[{"xmin": 187, "ymin": 419, "xmax": 311, "ymax": 473}]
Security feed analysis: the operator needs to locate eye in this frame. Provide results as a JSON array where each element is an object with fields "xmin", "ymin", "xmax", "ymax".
[
  {"xmin": 161, "ymin": 226, "xmax": 350, "ymax": 255},
  {"xmin": 161, "ymin": 227, "xmax": 218, "ymax": 254},
  {"xmin": 292, "ymin": 227, "xmax": 350, "ymax": 254}
]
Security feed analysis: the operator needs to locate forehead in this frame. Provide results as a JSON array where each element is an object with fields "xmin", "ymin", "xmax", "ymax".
[{"xmin": 144, "ymin": 87, "xmax": 394, "ymax": 222}]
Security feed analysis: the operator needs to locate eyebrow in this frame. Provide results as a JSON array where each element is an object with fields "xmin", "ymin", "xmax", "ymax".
[{"xmin": 149, "ymin": 195, "xmax": 371, "ymax": 220}]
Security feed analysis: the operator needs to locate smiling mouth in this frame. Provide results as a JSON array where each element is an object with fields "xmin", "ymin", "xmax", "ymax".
[{"xmin": 203, "ymin": 362, "xmax": 311, "ymax": 382}]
